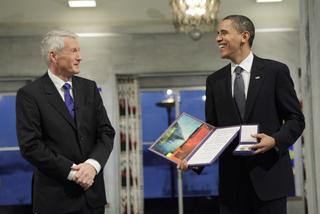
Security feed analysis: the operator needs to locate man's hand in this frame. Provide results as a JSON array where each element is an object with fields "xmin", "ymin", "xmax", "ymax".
[
  {"xmin": 71, "ymin": 163, "xmax": 97, "ymax": 190},
  {"xmin": 250, "ymin": 133, "xmax": 276, "ymax": 154},
  {"xmin": 177, "ymin": 159, "xmax": 188, "ymax": 171}
]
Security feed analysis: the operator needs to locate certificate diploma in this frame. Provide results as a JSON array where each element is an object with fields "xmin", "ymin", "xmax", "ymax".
[
  {"xmin": 187, "ymin": 126, "xmax": 240, "ymax": 166},
  {"xmin": 148, "ymin": 113, "xmax": 240, "ymax": 166}
]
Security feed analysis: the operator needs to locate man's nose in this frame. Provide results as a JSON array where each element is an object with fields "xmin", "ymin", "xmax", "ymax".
[
  {"xmin": 76, "ymin": 52, "xmax": 82, "ymax": 61},
  {"xmin": 216, "ymin": 34, "xmax": 222, "ymax": 42}
]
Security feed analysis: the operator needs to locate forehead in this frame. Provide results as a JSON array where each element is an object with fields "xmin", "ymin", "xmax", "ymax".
[
  {"xmin": 217, "ymin": 19, "xmax": 237, "ymax": 32},
  {"xmin": 63, "ymin": 37, "xmax": 80, "ymax": 48}
]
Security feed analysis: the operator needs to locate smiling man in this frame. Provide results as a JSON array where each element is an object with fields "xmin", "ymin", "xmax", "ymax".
[
  {"xmin": 16, "ymin": 30, "xmax": 115, "ymax": 214},
  {"xmin": 206, "ymin": 15, "xmax": 305, "ymax": 214},
  {"xmin": 178, "ymin": 15, "xmax": 305, "ymax": 214}
]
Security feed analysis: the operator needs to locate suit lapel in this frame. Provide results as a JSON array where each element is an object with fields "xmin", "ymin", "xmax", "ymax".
[
  {"xmin": 224, "ymin": 64, "xmax": 233, "ymax": 101},
  {"xmin": 72, "ymin": 77, "xmax": 83, "ymax": 130},
  {"xmin": 42, "ymin": 73, "xmax": 76, "ymax": 129},
  {"xmin": 244, "ymin": 56, "xmax": 265, "ymax": 121}
]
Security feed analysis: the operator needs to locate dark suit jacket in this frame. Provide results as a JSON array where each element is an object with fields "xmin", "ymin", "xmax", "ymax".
[
  {"xmin": 16, "ymin": 73, "xmax": 115, "ymax": 213},
  {"xmin": 205, "ymin": 56, "xmax": 305, "ymax": 205}
]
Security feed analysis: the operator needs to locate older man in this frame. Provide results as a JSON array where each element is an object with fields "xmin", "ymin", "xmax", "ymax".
[{"xmin": 16, "ymin": 30, "xmax": 115, "ymax": 214}]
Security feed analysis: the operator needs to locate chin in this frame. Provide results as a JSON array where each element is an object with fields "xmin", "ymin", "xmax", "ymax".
[
  {"xmin": 220, "ymin": 53, "xmax": 229, "ymax": 59},
  {"xmin": 73, "ymin": 69, "xmax": 80, "ymax": 74},
  {"xmin": 219, "ymin": 50, "xmax": 229, "ymax": 59}
]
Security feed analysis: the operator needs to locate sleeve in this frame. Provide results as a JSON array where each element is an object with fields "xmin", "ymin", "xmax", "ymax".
[
  {"xmin": 87, "ymin": 82, "xmax": 115, "ymax": 169},
  {"xmin": 16, "ymin": 88, "xmax": 74, "ymax": 182},
  {"xmin": 271, "ymin": 64, "xmax": 305, "ymax": 154}
]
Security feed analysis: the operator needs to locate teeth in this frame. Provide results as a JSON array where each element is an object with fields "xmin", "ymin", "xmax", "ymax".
[{"xmin": 219, "ymin": 45, "xmax": 225, "ymax": 48}]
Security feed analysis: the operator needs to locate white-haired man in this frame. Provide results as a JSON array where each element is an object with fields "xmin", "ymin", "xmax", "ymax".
[{"xmin": 16, "ymin": 30, "xmax": 115, "ymax": 214}]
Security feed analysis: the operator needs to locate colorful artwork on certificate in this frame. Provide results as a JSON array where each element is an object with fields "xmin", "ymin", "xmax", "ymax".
[{"xmin": 150, "ymin": 114, "xmax": 213, "ymax": 164}]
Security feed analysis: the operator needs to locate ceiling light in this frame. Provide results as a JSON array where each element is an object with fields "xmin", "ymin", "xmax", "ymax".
[
  {"xmin": 170, "ymin": 0, "xmax": 220, "ymax": 41},
  {"xmin": 68, "ymin": 0, "xmax": 96, "ymax": 8},
  {"xmin": 256, "ymin": 0, "xmax": 282, "ymax": 3}
]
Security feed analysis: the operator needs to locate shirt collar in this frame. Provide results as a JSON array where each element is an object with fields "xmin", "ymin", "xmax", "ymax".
[
  {"xmin": 231, "ymin": 51, "xmax": 254, "ymax": 73},
  {"xmin": 47, "ymin": 69, "xmax": 72, "ymax": 90}
]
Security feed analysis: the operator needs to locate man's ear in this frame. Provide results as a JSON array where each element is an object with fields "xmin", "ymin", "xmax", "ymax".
[
  {"xmin": 241, "ymin": 31, "xmax": 251, "ymax": 44},
  {"xmin": 49, "ymin": 51, "xmax": 57, "ymax": 64}
]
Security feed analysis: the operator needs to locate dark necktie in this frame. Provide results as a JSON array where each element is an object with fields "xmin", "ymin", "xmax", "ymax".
[
  {"xmin": 234, "ymin": 66, "xmax": 246, "ymax": 119},
  {"xmin": 63, "ymin": 83, "xmax": 75, "ymax": 118}
]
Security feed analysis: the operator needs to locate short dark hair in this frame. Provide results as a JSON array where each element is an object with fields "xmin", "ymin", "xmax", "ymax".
[{"xmin": 223, "ymin": 15, "xmax": 255, "ymax": 47}]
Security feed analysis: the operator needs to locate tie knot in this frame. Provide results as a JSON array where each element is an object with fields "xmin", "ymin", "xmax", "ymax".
[
  {"xmin": 234, "ymin": 66, "xmax": 243, "ymax": 75},
  {"xmin": 63, "ymin": 83, "xmax": 71, "ymax": 91}
]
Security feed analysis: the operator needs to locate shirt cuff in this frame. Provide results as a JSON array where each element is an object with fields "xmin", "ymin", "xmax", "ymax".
[
  {"xmin": 85, "ymin": 159, "xmax": 101, "ymax": 174},
  {"xmin": 67, "ymin": 164, "xmax": 77, "ymax": 180}
]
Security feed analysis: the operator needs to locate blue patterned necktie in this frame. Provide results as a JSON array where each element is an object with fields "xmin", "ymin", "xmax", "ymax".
[
  {"xmin": 63, "ymin": 83, "xmax": 74, "ymax": 119},
  {"xmin": 234, "ymin": 66, "xmax": 246, "ymax": 119}
]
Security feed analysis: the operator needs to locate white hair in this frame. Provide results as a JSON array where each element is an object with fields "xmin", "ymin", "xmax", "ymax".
[{"xmin": 40, "ymin": 30, "xmax": 78, "ymax": 66}]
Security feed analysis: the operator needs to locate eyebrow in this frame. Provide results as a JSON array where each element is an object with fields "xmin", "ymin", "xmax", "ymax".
[{"xmin": 218, "ymin": 29, "xmax": 228, "ymax": 34}]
